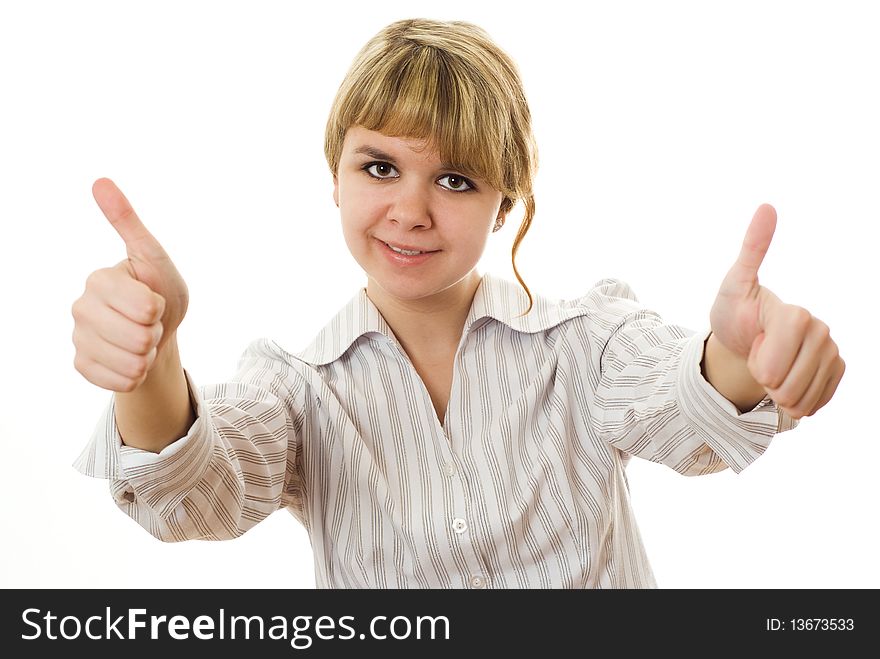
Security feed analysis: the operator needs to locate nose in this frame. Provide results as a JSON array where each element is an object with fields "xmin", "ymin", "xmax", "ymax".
[{"xmin": 387, "ymin": 180, "xmax": 433, "ymax": 230}]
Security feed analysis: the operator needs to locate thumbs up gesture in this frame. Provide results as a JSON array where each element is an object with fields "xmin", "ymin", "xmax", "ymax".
[
  {"xmin": 708, "ymin": 204, "xmax": 845, "ymax": 419},
  {"xmin": 71, "ymin": 178, "xmax": 190, "ymax": 392}
]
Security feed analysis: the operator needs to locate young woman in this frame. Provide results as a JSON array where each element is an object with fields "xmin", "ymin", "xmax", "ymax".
[{"xmin": 71, "ymin": 18, "xmax": 844, "ymax": 588}]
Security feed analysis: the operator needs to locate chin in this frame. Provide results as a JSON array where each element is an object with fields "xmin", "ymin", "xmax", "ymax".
[
  {"xmin": 369, "ymin": 267, "xmax": 479, "ymax": 304},
  {"xmin": 370, "ymin": 276, "xmax": 440, "ymax": 300}
]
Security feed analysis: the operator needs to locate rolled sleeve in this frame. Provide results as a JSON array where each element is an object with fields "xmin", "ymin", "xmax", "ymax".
[
  {"xmin": 677, "ymin": 328, "xmax": 800, "ymax": 474},
  {"xmin": 73, "ymin": 368, "xmax": 207, "ymax": 483},
  {"xmin": 589, "ymin": 278, "xmax": 799, "ymax": 477},
  {"xmin": 73, "ymin": 339, "xmax": 307, "ymax": 541}
]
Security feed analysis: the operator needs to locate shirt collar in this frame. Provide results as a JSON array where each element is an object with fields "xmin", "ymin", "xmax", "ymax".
[{"xmin": 291, "ymin": 272, "xmax": 588, "ymax": 366}]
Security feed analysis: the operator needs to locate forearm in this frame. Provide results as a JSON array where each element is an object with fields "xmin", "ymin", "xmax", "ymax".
[
  {"xmin": 700, "ymin": 331, "xmax": 767, "ymax": 414},
  {"xmin": 114, "ymin": 333, "xmax": 196, "ymax": 453}
]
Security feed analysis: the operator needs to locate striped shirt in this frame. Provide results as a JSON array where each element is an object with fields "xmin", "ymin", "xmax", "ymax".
[{"xmin": 74, "ymin": 272, "xmax": 798, "ymax": 588}]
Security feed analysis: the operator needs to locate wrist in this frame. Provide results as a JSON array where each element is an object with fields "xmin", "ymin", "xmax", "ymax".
[{"xmin": 701, "ymin": 331, "xmax": 768, "ymax": 414}]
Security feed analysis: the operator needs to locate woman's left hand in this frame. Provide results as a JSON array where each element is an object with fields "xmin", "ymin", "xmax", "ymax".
[{"xmin": 709, "ymin": 204, "xmax": 845, "ymax": 419}]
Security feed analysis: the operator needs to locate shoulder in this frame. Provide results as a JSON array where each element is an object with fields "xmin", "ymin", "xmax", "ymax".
[
  {"xmin": 232, "ymin": 337, "xmax": 323, "ymax": 395},
  {"xmin": 552, "ymin": 278, "xmax": 675, "ymax": 350},
  {"xmin": 580, "ymin": 278, "xmax": 641, "ymax": 303},
  {"xmin": 565, "ymin": 277, "xmax": 648, "ymax": 328},
  {"xmin": 475, "ymin": 274, "xmax": 646, "ymax": 336}
]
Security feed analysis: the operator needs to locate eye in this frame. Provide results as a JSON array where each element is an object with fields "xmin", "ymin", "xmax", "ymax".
[
  {"xmin": 361, "ymin": 162, "xmax": 476, "ymax": 193},
  {"xmin": 363, "ymin": 162, "xmax": 398, "ymax": 179},
  {"xmin": 438, "ymin": 174, "xmax": 475, "ymax": 192}
]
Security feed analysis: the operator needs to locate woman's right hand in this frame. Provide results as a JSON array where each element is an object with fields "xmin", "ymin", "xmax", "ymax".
[{"xmin": 71, "ymin": 178, "xmax": 190, "ymax": 392}]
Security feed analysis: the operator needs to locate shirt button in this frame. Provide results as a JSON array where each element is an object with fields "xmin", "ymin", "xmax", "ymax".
[
  {"xmin": 445, "ymin": 463, "xmax": 456, "ymax": 477},
  {"xmin": 114, "ymin": 488, "xmax": 135, "ymax": 504},
  {"xmin": 452, "ymin": 518, "xmax": 468, "ymax": 534},
  {"xmin": 470, "ymin": 576, "xmax": 486, "ymax": 589}
]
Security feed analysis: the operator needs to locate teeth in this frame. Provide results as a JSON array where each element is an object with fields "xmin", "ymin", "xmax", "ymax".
[{"xmin": 386, "ymin": 242, "xmax": 424, "ymax": 256}]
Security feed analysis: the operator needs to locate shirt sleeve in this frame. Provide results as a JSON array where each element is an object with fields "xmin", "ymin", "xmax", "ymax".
[
  {"xmin": 586, "ymin": 278, "xmax": 799, "ymax": 476},
  {"xmin": 72, "ymin": 338, "xmax": 308, "ymax": 541}
]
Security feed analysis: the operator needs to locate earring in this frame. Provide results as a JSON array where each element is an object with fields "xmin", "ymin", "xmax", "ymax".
[{"xmin": 493, "ymin": 217, "xmax": 504, "ymax": 232}]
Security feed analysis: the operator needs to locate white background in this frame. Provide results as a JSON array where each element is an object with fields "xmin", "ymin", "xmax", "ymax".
[{"xmin": 1, "ymin": 0, "xmax": 877, "ymax": 589}]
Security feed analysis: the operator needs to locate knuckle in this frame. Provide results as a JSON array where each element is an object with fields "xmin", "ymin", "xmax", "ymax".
[
  {"xmin": 140, "ymin": 301, "xmax": 159, "ymax": 323},
  {"xmin": 144, "ymin": 295, "xmax": 165, "ymax": 323},
  {"xmin": 778, "ymin": 403, "xmax": 801, "ymax": 419},
  {"xmin": 71, "ymin": 297, "xmax": 91, "ymax": 323},
  {"xmin": 830, "ymin": 344, "xmax": 840, "ymax": 363},
  {"xmin": 86, "ymin": 268, "xmax": 110, "ymax": 290},
  {"xmin": 121, "ymin": 379, "xmax": 140, "ymax": 393},
  {"xmin": 815, "ymin": 320, "xmax": 830, "ymax": 341},
  {"xmin": 130, "ymin": 356, "xmax": 148, "ymax": 379},
  {"xmin": 135, "ymin": 330, "xmax": 154, "ymax": 354},
  {"xmin": 796, "ymin": 306, "xmax": 812, "ymax": 329},
  {"xmin": 763, "ymin": 370, "xmax": 783, "ymax": 390},
  {"xmin": 774, "ymin": 391, "xmax": 796, "ymax": 408}
]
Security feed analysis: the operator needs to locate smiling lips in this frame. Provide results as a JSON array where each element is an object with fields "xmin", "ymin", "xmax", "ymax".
[
  {"xmin": 379, "ymin": 238, "xmax": 440, "ymax": 253},
  {"xmin": 376, "ymin": 238, "xmax": 440, "ymax": 265}
]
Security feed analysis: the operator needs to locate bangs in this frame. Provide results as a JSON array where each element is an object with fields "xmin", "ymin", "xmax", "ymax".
[{"xmin": 333, "ymin": 44, "xmax": 509, "ymax": 194}]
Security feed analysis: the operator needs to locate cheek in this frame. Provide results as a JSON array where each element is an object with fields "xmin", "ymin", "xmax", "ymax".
[
  {"xmin": 459, "ymin": 225, "xmax": 491, "ymax": 254},
  {"xmin": 340, "ymin": 213, "xmax": 376, "ymax": 253},
  {"xmin": 340, "ymin": 185, "xmax": 384, "ymax": 222}
]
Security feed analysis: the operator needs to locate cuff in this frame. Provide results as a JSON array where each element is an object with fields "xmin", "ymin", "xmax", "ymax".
[
  {"xmin": 677, "ymin": 328, "xmax": 800, "ymax": 473},
  {"xmin": 72, "ymin": 369, "xmax": 213, "ymax": 516}
]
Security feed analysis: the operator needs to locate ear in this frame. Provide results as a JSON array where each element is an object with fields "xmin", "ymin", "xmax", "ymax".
[
  {"xmin": 333, "ymin": 174, "xmax": 339, "ymax": 208},
  {"xmin": 497, "ymin": 197, "xmax": 511, "ymax": 222}
]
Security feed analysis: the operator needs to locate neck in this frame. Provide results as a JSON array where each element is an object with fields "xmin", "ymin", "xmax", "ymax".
[{"xmin": 366, "ymin": 270, "xmax": 482, "ymax": 358}]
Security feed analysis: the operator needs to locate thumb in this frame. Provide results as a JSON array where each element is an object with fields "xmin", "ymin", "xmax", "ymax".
[
  {"xmin": 730, "ymin": 203, "xmax": 777, "ymax": 284},
  {"xmin": 92, "ymin": 178, "xmax": 167, "ymax": 260}
]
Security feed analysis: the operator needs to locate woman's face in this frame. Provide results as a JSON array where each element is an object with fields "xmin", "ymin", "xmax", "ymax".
[{"xmin": 334, "ymin": 125, "xmax": 504, "ymax": 305}]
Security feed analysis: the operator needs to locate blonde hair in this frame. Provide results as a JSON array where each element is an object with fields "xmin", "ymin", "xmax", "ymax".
[{"xmin": 324, "ymin": 18, "xmax": 538, "ymax": 316}]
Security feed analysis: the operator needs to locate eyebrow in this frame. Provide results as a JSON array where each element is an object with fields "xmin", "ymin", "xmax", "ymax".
[{"xmin": 352, "ymin": 145, "xmax": 457, "ymax": 171}]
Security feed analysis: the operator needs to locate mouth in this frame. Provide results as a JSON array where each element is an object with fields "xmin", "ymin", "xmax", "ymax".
[
  {"xmin": 376, "ymin": 238, "xmax": 440, "ymax": 255},
  {"xmin": 375, "ymin": 237, "xmax": 440, "ymax": 265}
]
